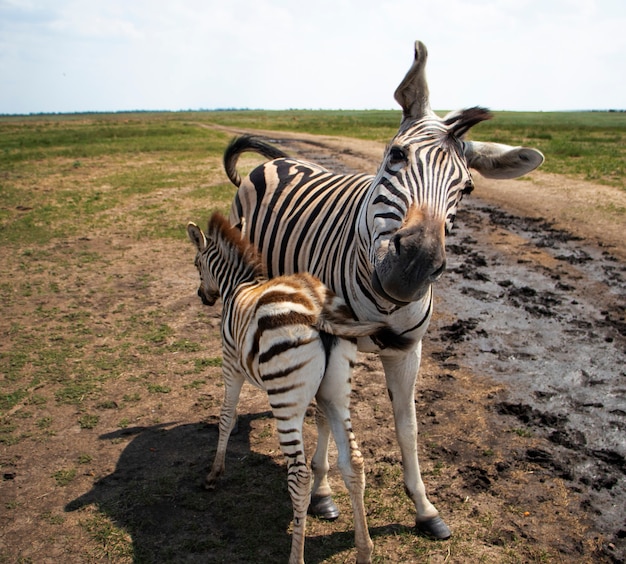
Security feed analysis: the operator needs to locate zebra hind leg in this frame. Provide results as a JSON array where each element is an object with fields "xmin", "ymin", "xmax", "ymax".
[
  {"xmin": 273, "ymin": 413, "xmax": 311, "ymax": 564},
  {"xmin": 316, "ymin": 341, "xmax": 373, "ymax": 563},
  {"xmin": 309, "ymin": 404, "xmax": 340, "ymax": 521},
  {"xmin": 286, "ymin": 458, "xmax": 311, "ymax": 564},
  {"xmin": 204, "ymin": 371, "xmax": 244, "ymax": 490}
]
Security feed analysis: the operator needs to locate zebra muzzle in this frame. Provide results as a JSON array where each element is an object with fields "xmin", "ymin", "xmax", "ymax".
[{"xmin": 198, "ymin": 288, "xmax": 218, "ymax": 306}]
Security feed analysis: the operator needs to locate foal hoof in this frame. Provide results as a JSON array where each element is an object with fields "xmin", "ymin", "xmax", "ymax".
[
  {"xmin": 308, "ymin": 494, "xmax": 340, "ymax": 521},
  {"xmin": 415, "ymin": 515, "xmax": 451, "ymax": 540}
]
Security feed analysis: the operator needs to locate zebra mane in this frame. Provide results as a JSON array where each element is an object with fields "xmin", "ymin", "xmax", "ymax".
[{"xmin": 207, "ymin": 212, "xmax": 265, "ymax": 278}]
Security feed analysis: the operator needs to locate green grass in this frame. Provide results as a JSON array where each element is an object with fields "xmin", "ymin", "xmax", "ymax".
[
  {"xmin": 203, "ymin": 108, "xmax": 402, "ymax": 139},
  {"xmin": 0, "ymin": 114, "xmax": 233, "ymax": 246},
  {"xmin": 52, "ymin": 468, "xmax": 77, "ymax": 486},
  {"xmin": 81, "ymin": 514, "xmax": 134, "ymax": 560},
  {"xmin": 471, "ymin": 111, "xmax": 626, "ymax": 186},
  {"xmin": 202, "ymin": 109, "xmax": 626, "ymax": 188},
  {"xmin": 0, "ymin": 114, "xmax": 228, "ymax": 165},
  {"xmin": 1, "ymin": 109, "xmax": 623, "ymax": 248}
]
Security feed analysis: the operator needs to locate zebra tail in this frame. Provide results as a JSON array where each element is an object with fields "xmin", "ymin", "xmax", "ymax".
[
  {"xmin": 318, "ymin": 317, "xmax": 413, "ymax": 351},
  {"xmin": 370, "ymin": 325, "xmax": 413, "ymax": 351},
  {"xmin": 223, "ymin": 135, "xmax": 290, "ymax": 187}
]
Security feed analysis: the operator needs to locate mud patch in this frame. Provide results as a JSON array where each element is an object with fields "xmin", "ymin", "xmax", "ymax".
[{"xmin": 430, "ymin": 196, "xmax": 626, "ymax": 559}]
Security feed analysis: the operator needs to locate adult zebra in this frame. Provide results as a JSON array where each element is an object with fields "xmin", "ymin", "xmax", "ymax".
[{"xmin": 225, "ymin": 41, "xmax": 544, "ymax": 539}]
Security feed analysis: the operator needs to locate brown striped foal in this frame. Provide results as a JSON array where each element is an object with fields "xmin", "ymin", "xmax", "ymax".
[{"xmin": 188, "ymin": 212, "xmax": 410, "ymax": 563}]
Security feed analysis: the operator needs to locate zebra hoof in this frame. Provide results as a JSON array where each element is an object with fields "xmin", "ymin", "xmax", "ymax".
[
  {"xmin": 415, "ymin": 516, "xmax": 451, "ymax": 540},
  {"xmin": 308, "ymin": 494, "xmax": 340, "ymax": 521}
]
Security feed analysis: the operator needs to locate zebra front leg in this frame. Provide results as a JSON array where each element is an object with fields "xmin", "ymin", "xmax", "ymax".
[
  {"xmin": 309, "ymin": 404, "xmax": 340, "ymax": 520},
  {"xmin": 205, "ymin": 370, "xmax": 244, "ymax": 490},
  {"xmin": 381, "ymin": 345, "xmax": 451, "ymax": 539}
]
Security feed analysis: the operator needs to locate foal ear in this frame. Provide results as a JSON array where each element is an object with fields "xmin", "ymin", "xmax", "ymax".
[
  {"xmin": 464, "ymin": 141, "xmax": 545, "ymax": 179},
  {"xmin": 187, "ymin": 222, "xmax": 207, "ymax": 252}
]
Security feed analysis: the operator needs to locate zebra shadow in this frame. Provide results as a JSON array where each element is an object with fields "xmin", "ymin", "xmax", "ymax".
[{"xmin": 65, "ymin": 413, "xmax": 387, "ymax": 563}]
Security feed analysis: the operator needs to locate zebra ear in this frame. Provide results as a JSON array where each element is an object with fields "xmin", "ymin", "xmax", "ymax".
[
  {"xmin": 187, "ymin": 222, "xmax": 207, "ymax": 252},
  {"xmin": 464, "ymin": 141, "xmax": 545, "ymax": 179},
  {"xmin": 443, "ymin": 107, "xmax": 492, "ymax": 138},
  {"xmin": 394, "ymin": 40, "xmax": 433, "ymax": 124}
]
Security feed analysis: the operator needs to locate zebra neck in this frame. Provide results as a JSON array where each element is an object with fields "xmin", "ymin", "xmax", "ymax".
[
  {"xmin": 220, "ymin": 279, "xmax": 258, "ymax": 307},
  {"xmin": 215, "ymin": 253, "xmax": 260, "ymax": 303}
]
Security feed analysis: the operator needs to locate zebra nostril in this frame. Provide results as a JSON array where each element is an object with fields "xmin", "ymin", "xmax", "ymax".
[
  {"xmin": 431, "ymin": 261, "xmax": 446, "ymax": 280},
  {"xmin": 198, "ymin": 288, "xmax": 211, "ymax": 305}
]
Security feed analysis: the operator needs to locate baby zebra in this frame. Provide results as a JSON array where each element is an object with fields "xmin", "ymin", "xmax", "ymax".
[{"xmin": 188, "ymin": 213, "xmax": 410, "ymax": 564}]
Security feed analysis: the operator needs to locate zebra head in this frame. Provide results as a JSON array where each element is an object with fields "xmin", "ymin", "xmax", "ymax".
[
  {"xmin": 188, "ymin": 215, "xmax": 265, "ymax": 307},
  {"xmin": 367, "ymin": 41, "xmax": 544, "ymax": 306},
  {"xmin": 187, "ymin": 222, "xmax": 220, "ymax": 306}
]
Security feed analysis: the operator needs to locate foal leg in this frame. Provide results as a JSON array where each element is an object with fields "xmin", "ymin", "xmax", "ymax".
[
  {"xmin": 205, "ymin": 369, "xmax": 244, "ymax": 489},
  {"xmin": 272, "ymin": 408, "xmax": 313, "ymax": 564},
  {"xmin": 285, "ymin": 445, "xmax": 311, "ymax": 564},
  {"xmin": 267, "ymin": 352, "xmax": 322, "ymax": 564},
  {"xmin": 317, "ymin": 342, "xmax": 373, "ymax": 563}
]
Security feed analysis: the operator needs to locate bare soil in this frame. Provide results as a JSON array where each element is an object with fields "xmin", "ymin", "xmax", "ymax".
[{"xmin": 1, "ymin": 129, "xmax": 624, "ymax": 563}]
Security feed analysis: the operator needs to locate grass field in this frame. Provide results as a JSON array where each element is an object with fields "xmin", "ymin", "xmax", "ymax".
[
  {"xmin": 3, "ymin": 108, "xmax": 625, "ymax": 182},
  {"xmin": 0, "ymin": 110, "xmax": 624, "ymax": 562},
  {"xmin": 1, "ymin": 109, "xmax": 623, "ymax": 248},
  {"xmin": 198, "ymin": 108, "xmax": 626, "ymax": 186}
]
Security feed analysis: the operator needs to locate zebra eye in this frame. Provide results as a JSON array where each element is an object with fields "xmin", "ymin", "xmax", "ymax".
[
  {"xmin": 445, "ymin": 215, "xmax": 456, "ymax": 235},
  {"xmin": 388, "ymin": 147, "xmax": 407, "ymax": 171},
  {"xmin": 462, "ymin": 180, "xmax": 474, "ymax": 195}
]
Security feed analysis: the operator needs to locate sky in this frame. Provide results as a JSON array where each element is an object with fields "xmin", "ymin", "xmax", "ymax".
[{"xmin": 1, "ymin": 0, "xmax": 625, "ymax": 115}]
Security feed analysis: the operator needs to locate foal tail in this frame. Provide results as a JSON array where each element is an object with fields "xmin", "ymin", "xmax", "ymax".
[
  {"xmin": 223, "ymin": 135, "xmax": 289, "ymax": 187},
  {"xmin": 318, "ymin": 296, "xmax": 413, "ymax": 351}
]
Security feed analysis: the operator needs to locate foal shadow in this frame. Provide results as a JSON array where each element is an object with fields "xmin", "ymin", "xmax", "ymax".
[{"xmin": 66, "ymin": 413, "xmax": 389, "ymax": 563}]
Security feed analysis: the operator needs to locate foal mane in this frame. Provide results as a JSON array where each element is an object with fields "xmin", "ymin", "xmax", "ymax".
[{"xmin": 207, "ymin": 212, "xmax": 265, "ymax": 278}]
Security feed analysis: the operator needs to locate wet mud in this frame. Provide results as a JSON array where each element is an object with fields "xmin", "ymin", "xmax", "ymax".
[{"xmin": 432, "ymin": 198, "xmax": 626, "ymax": 553}]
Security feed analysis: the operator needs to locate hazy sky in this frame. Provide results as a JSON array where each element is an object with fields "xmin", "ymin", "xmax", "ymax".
[{"xmin": 1, "ymin": 0, "xmax": 625, "ymax": 115}]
